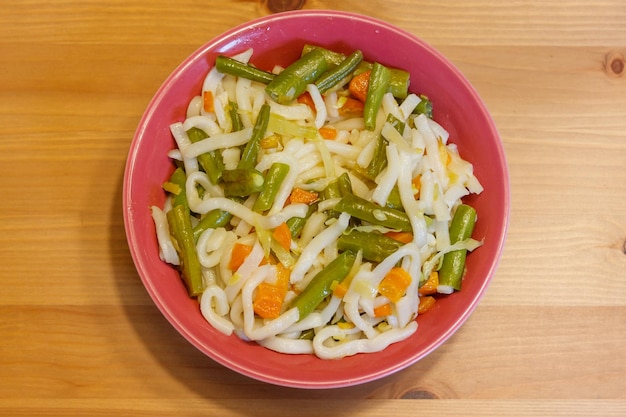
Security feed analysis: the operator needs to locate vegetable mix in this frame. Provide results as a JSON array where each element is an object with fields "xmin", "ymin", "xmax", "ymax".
[{"xmin": 151, "ymin": 45, "xmax": 484, "ymax": 359}]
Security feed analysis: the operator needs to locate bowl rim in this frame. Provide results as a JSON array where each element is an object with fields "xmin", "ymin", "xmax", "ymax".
[{"xmin": 123, "ymin": 9, "xmax": 510, "ymax": 388}]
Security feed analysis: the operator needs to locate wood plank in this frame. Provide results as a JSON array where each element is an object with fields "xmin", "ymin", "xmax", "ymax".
[
  {"xmin": 1, "ymin": 1, "xmax": 625, "ymax": 47},
  {"xmin": 0, "ymin": 399, "xmax": 626, "ymax": 417},
  {"xmin": 1, "ymin": 306, "xmax": 624, "ymax": 399}
]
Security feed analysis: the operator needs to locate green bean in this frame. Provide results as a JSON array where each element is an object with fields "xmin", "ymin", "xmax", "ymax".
[
  {"xmin": 215, "ymin": 55, "xmax": 276, "ymax": 84},
  {"xmin": 228, "ymin": 101, "xmax": 243, "ymax": 132},
  {"xmin": 321, "ymin": 177, "xmax": 343, "ymax": 218},
  {"xmin": 355, "ymin": 61, "xmax": 410, "ymax": 100},
  {"xmin": 265, "ymin": 48, "xmax": 329, "ymax": 104},
  {"xmin": 186, "ymin": 127, "xmax": 224, "ymax": 184},
  {"xmin": 365, "ymin": 114, "xmax": 405, "ymax": 179},
  {"xmin": 438, "ymin": 204, "xmax": 477, "ymax": 291},
  {"xmin": 363, "ymin": 62, "xmax": 391, "ymax": 131},
  {"xmin": 166, "ymin": 204, "xmax": 204, "ymax": 297},
  {"xmin": 291, "ymin": 250, "xmax": 357, "ymax": 320},
  {"xmin": 388, "ymin": 68, "xmax": 410, "ymax": 100},
  {"xmin": 337, "ymin": 172, "xmax": 353, "ymax": 196},
  {"xmin": 413, "ymin": 94, "xmax": 433, "ymax": 118},
  {"xmin": 323, "ymin": 177, "xmax": 342, "ymax": 201},
  {"xmin": 222, "ymin": 168, "xmax": 264, "ymax": 197},
  {"xmin": 192, "ymin": 209, "xmax": 233, "ymax": 242},
  {"xmin": 304, "ymin": 46, "xmax": 410, "ymax": 98},
  {"xmin": 286, "ymin": 203, "xmax": 317, "ymax": 238},
  {"xmin": 334, "ymin": 193, "xmax": 412, "ymax": 232},
  {"xmin": 164, "ymin": 167, "xmax": 188, "ymax": 209},
  {"xmin": 315, "ymin": 50, "xmax": 363, "ymax": 94},
  {"xmin": 385, "ymin": 185, "xmax": 403, "ymax": 210},
  {"xmin": 253, "ymin": 162, "xmax": 290, "ymax": 212},
  {"xmin": 366, "ymin": 133, "xmax": 388, "ymax": 180},
  {"xmin": 301, "ymin": 45, "xmax": 344, "ymax": 67},
  {"xmin": 337, "ymin": 230, "xmax": 403, "ymax": 263},
  {"xmin": 238, "ymin": 103, "xmax": 270, "ymax": 170}
]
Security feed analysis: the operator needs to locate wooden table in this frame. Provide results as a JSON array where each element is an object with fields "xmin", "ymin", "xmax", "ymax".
[{"xmin": 2, "ymin": 1, "xmax": 625, "ymax": 415}]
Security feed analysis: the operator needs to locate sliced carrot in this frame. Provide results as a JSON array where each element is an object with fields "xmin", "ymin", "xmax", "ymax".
[
  {"xmin": 348, "ymin": 70, "xmax": 371, "ymax": 102},
  {"xmin": 272, "ymin": 222, "xmax": 291, "ymax": 252},
  {"xmin": 253, "ymin": 263, "xmax": 290, "ymax": 319},
  {"xmin": 385, "ymin": 231, "xmax": 414, "ymax": 244},
  {"xmin": 378, "ymin": 267, "xmax": 412, "ymax": 303},
  {"xmin": 253, "ymin": 282, "xmax": 284, "ymax": 319},
  {"xmin": 373, "ymin": 303, "xmax": 393, "ymax": 318},
  {"xmin": 288, "ymin": 188, "xmax": 319, "ymax": 205},
  {"xmin": 418, "ymin": 271, "xmax": 439, "ymax": 296},
  {"xmin": 332, "ymin": 282, "xmax": 349, "ymax": 299},
  {"xmin": 319, "ymin": 126, "xmax": 337, "ymax": 140},
  {"xmin": 338, "ymin": 96, "xmax": 364, "ymax": 116},
  {"xmin": 203, "ymin": 90, "xmax": 214, "ymax": 113},
  {"xmin": 297, "ymin": 92, "xmax": 315, "ymax": 111},
  {"xmin": 228, "ymin": 242, "xmax": 253, "ymax": 271},
  {"xmin": 418, "ymin": 296, "xmax": 436, "ymax": 314}
]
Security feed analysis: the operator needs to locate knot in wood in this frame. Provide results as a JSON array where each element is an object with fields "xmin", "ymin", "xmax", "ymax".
[
  {"xmin": 264, "ymin": 0, "xmax": 305, "ymax": 13},
  {"xmin": 604, "ymin": 50, "xmax": 624, "ymax": 78}
]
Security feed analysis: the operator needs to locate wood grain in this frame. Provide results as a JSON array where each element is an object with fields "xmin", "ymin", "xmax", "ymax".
[{"xmin": 1, "ymin": 0, "xmax": 625, "ymax": 415}]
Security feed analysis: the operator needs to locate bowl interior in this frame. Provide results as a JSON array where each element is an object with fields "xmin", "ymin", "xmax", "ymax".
[{"xmin": 123, "ymin": 10, "xmax": 509, "ymax": 388}]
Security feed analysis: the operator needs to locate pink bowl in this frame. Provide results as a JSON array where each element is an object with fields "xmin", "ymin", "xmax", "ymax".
[{"xmin": 123, "ymin": 10, "xmax": 509, "ymax": 388}]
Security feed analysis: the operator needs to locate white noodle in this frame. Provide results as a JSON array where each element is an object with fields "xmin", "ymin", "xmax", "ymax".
[
  {"xmin": 182, "ymin": 115, "xmax": 221, "ymax": 136},
  {"xmin": 312, "ymin": 321, "xmax": 418, "ymax": 360},
  {"xmin": 196, "ymin": 227, "xmax": 237, "ymax": 268},
  {"xmin": 371, "ymin": 143, "xmax": 400, "ymax": 207},
  {"xmin": 183, "ymin": 127, "xmax": 253, "ymax": 158},
  {"xmin": 306, "ymin": 84, "xmax": 327, "ymax": 129},
  {"xmin": 200, "ymin": 285, "xmax": 234, "ymax": 336},
  {"xmin": 150, "ymin": 206, "xmax": 180, "ymax": 265},
  {"xmin": 289, "ymin": 212, "xmax": 350, "ymax": 284},
  {"xmin": 241, "ymin": 265, "xmax": 300, "ymax": 340}
]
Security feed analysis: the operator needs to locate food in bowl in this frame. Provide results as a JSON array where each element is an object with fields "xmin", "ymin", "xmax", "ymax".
[
  {"xmin": 150, "ymin": 44, "xmax": 484, "ymax": 360},
  {"xmin": 124, "ymin": 10, "xmax": 508, "ymax": 387}
]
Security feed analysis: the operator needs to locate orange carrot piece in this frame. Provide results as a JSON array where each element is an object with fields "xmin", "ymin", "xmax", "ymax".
[
  {"xmin": 348, "ymin": 70, "xmax": 371, "ymax": 102},
  {"xmin": 373, "ymin": 303, "xmax": 393, "ymax": 318},
  {"xmin": 338, "ymin": 97, "xmax": 364, "ymax": 116},
  {"xmin": 272, "ymin": 222, "xmax": 292, "ymax": 252},
  {"xmin": 332, "ymin": 282, "xmax": 349, "ymax": 299},
  {"xmin": 418, "ymin": 296, "xmax": 436, "ymax": 314},
  {"xmin": 385, "ymin": 231, "xmax": 414, "ymax": 244},
  {"xmin": 319, "ymin": 126, "xmax": 337, "ymax": 140},
  {"xmin": 203, "ymin": 90, "xmax": 214, "ymax": 113},
  {"xmin": 288, "ymin": 188, "xmax": 319, "ymax": 205},
  {"xmin": 379, "ymin": 267, "xmax": 412, "ymax": 303},
  {"xmin": 253, "ymin": 282, "xmax": 284, "ymax": 319},
  {"xmin": 228, "ymin": 242, "xmax": 253, "ymax": 271},
  {"xmin": 297, "ymin": 92, "xmax": 315, "ymax": 111},
  {"xmin": 418, "ymin": 271, "xmax": 439, "ymax": 296},
  {"xmin": 253, "ymin": 263, "xmax": 290, "ymax": 319}
]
